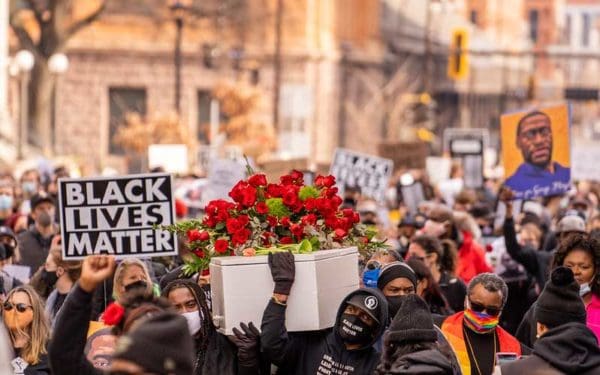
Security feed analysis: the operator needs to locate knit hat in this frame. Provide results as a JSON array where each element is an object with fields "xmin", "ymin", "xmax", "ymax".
[
  {"xmin": 377, "ymin": 261, "xmax": 417, "ymax": 290},
  {"xmin": 535, "ymin": 267, "xmax": 586, "ymax": 328},
  {"xmin": 386, "ymin": 294, "xmax": 437, "ymax": 344},
  {"xmin": 112, "ymin": 312, "xmax": 194, "ymax": 375}
]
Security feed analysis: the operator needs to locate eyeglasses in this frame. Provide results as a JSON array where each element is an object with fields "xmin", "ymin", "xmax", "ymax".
[
  {"xmin": 3, "ymin": 302, "xmax": 32, "ymax": 313},
  {"xmin": 469, "ymin": 300, "xmax": 501, "ymax": 317},
  {"xmin": 520, "ymin": 127, "xmax": 551, "ymax": 141}
]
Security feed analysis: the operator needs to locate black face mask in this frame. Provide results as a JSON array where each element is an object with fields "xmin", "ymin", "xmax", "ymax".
[
  {"xmin": 338, "ymin": 313, "xmax": 374, "ymax": 345},
  {"xmin": 41, "ymin": 269, "xmax": 59, "ymax": 288},
  {"xmin": 386, "ymin": 296, "xmax": 404, "ymax": 320},
  {"xmin": 124, "ymin": 279, "xmax": 148, "ymax": 293}
]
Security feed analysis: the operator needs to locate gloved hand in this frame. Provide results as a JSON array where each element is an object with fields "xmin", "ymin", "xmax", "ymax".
[
  {"xmin": 268, "ymin": 252, "xmax": 295, "ymax": 295},
  {"xmin": 228, "ymin": 322, "xmax": 261, "ymax": 368}
]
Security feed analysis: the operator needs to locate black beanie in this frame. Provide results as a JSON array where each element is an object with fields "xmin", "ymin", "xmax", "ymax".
[
  {"xmin": 377, "ymin": 261, "xmax": 417, "ymax": 290},
  {"xmin": 386, "ymin": 294, "xmax": 437, "ymax": 344},
  {"xmin": 113, "ymin": 312, "xmax": 194, "ymax": 375},
  {"xmin": 535, "ymin": 267, "xmax": 586, "ymax": 328}
]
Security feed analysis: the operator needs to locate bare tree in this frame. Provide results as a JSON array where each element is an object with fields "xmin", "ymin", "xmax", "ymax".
[{"xmin": 9, "ymin": 0, "xmax": 106, "ymax": 154}]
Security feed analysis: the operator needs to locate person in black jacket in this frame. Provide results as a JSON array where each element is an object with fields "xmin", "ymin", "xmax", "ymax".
[
  {"xmin": 498, "ymin": 267, "xmax": 600, "ymax": 375},
  {"xmin": 162, "ymin": 279, "xmax": 267, "ymax": 375},
  {"xmin": 261, "ymin": 252, "xmax": 388, "ymax": 375},
  {"xmin": 375, "ymin": 294, "xmax": 453, "ymax": 375}
]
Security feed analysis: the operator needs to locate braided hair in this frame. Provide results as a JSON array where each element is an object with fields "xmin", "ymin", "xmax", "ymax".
[{"xmin": 162, "ymin": 279, "xmax": 214, "ymax": 374}]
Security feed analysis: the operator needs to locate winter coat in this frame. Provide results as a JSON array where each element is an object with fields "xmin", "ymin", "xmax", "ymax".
[
  {"xmin": 500, "ymin": 322, "xmax": 600, "ymax": 375},
  {"xmin": 455, "ymin": 231, "xmax": 492, "ymax": 284},
  {"xmin": 48, "ymin": 284, "xmax": 99, "ymax": 375},
  {"xmin": 379, "ymin": 348, "xmax": 453, "ymax": 375},
  {"xmin": 261, "ymin": 288, "xmax": 388, "ymax": 375},
  {"xmin": 17, "ymin": 226, "xmax": 54, "ymax": 273},
  {"xmin": 10, "ymin": 352, "xmax": 51, "ymax": 374}
]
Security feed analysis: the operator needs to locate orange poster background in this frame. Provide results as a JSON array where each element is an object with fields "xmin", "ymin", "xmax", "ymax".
[{"xmin": 500, "ymin": 104, "xmax": 570, "ymax": 178}]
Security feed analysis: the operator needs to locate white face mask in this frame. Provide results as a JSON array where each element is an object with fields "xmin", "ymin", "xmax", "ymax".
[
  {"xmin": 580, "ymin": 282, "xmax": 592, "ymax": 297},
  {"xmin": 182, "ymin": 311, "xmax": 202, "ymax": 336}
]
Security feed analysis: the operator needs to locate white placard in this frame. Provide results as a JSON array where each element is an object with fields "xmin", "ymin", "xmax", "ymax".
[
  {"xmin": 572, "ymin": 142, "xmax": 600, "ymax": 181},
  {"xmin": 148, "ymin": 144, "xmax": 188, "ymax": 174},
  {"xmin": 205, "ymin": 159, "xmax": 248, "ymax": 202},
  {"xmin": 426, "ymin": 157, "xmax": 452, "ymax": 185},
  {"xmin": 58, "ymin": 174, "xmax": 177, "ymax": 260},
  {"xmin": 330, "ymin": 148, "xmax": 394, "ymax": 202}
]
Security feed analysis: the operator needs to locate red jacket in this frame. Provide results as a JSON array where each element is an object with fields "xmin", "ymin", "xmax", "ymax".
[{"xmin": 456, "ymin": 230, "xmax": 492, "ymax": 284}]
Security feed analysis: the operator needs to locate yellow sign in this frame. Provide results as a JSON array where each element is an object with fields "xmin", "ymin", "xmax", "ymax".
[{"xmin": 448, "ymin": 28, "xmax": 469, "ymax": 80}]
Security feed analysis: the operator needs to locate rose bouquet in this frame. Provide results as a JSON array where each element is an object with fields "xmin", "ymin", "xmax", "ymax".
[{"xmin": 163, "ymin": 168, "xmax": 385, "ymax": 275}]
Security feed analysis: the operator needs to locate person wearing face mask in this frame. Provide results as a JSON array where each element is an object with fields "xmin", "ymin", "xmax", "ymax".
[
  {"xmin": 496, "ymin": 267, "xmax": 600, "ymax": 375},
  {"xmin": 376, "ymin": 261, "xmax": 418, "ymax": 319},
  {"xmin": 112, "ymin": 258, "xmax": 158, "ymax": 304},
  {"xmin": 439, "ymin": 273, "xmax": 528, "ymax": 375},
  {"xmin": 0, "ymin": 233, "xmax": 22, "ymax": 300},
  {"xmin": 17, "ymin": 193, "xmax": 57, "ymax": 273},
  {"xmin": 163, "ymin": 279, "xmax": 268, "ymax": 375},
  {"xmin": 261, "ymin": 252, "xmax": 388, "ymax": 375},
  {"xmin": 406, "ymin": 258, "xmax": 453, "ymax": 316},
  {"xmin": 516, "ymin": 233, "xmax": 600, "ymax": 347},
  {"xmin": 42, "ymin": 246, "xmax": 82, "ymax": 328},
  {"xmin": 0, "ymin": 181, "xmax": 16, "ymax": 227},
  {"xmin": 18, "ymin": 169, "xmax": 40, "ymax": 215},
  {"xmin": 2, "ymin": 285, "xmax": 51, "ymax": 374}
]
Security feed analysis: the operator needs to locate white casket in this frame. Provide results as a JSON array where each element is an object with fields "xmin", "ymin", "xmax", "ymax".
[{"xmin": 210, "ymin": 247, "xmax": 359, "ymax": 335}]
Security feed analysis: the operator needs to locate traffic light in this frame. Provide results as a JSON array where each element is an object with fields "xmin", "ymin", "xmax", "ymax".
[{"xmin": 448, "ymin": 28, "xmax": 469, "ymax": 80}]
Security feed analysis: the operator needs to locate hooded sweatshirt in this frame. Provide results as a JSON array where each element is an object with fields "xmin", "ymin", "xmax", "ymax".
[
  {"xmin": 261, "ymin": 288, "xmax": 388, "ymax": 375},
  {"xmin": 383, "ymin": 348, "xmax": 453, "ymax": 375},
  {"xmin": 500, "ymin": 322, "xmax": 600, "ymax": 375}
]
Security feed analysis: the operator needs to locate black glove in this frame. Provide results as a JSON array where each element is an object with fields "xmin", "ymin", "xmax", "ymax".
[
  {"xmin": 268, "ymin": 252, "xmax": 295, "ymax": 295},
  {"xmin": 228, "ymin": 322, "xmax": 260, "ymax": 368}
]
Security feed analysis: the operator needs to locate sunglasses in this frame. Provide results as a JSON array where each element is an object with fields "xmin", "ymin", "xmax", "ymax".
[
  {"xmin": 469, "ymin": 300, "xmax": 501, "ymax": 317},
  {"xmin": 3, "ymin": 302, "xmax": 33, "ymax": 313}
]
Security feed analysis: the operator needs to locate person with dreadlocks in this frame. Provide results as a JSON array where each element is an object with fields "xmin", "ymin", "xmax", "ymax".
[{"xmin": 162, "ymin": 279, "xmax": 268, "ymax": 375}]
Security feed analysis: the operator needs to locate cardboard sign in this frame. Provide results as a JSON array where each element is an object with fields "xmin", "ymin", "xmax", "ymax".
[
  {"xmin": 330, "ymin": 148, "xmax": 393, "ymax": 202},
  {"xmin": 205, "ymin": 159, "xmax": 247, "ymax": 202},
  {"xmin": 572, "ymin": 141, "xmax": 600, "ymax": 181},
  {"xmin": 444, "ymin": 128, "xmax": 487, "ymax": 189},
  {"xmin": 378, "ymin": 142, "xmax": 428, "ymax": 170},
  {"xmin": 501, "ymin": 104, "xmax": 571, "ymax": 199},
  {"xmin": 58, "ymin": 174, "xmax": 177, "ymax": 260}
]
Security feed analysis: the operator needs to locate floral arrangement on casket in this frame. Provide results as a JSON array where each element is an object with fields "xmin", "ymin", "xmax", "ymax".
[{"xmin": 163, "ymin": 168, "xmax": 386, "ymax": 275}]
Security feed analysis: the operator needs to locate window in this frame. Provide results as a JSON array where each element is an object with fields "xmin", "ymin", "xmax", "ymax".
[
  {"xmin": 529, "ymin": 10, "xmax": 539, "ymax": 42},
  {"xmin": 197, "ymin": 90, "xmax": 228, "ymax": 145},
  {"xmin": 582, "ymin": 13, "xmax": 591, "ymax": 46},
  {"xmin": 564, "ymin": 14, "xmax": 571, "ymax": 44},
  {"xmin": 108, "ymin": 88, "xmax": 147, "ymax": 155},
  {"xmin": 470, "ymin": 10, "xmax": 478, "ymax": 25}
]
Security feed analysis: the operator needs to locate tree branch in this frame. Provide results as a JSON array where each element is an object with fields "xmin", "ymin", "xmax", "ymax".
[{"xmin": 65, "ymin": 1, "xmax": 106, "ymax": 36}]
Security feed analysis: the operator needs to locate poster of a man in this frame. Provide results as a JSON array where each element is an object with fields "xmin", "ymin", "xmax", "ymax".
[{"xmin": 501, "ymin": 104, "xmax": 571, "ymax": 199}]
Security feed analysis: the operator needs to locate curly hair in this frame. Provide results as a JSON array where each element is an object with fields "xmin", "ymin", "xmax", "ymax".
[
  {"xmin": 110, "ymin": 288, "xmax": 173, "ymax": 336},
  {"xmin": 552, "ymin": 233, "xmax": 600, "ymax": 297}
]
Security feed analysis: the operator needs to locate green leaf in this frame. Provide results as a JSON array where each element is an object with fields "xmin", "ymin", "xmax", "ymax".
[
  {"xmin": 215, "ymin": 222, "xmax": 226, "ymax": 231},
  {"xmin": 297, "ymin": 239, "xmax": 313, "ymax": 253}
]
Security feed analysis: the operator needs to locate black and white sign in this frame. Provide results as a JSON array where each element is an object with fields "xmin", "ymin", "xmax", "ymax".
[
  {"xmin": 330, "ymin": 148, "xmax": 393, "ymax": 202},
  {"xmin": 58, "ymin": 174, "xmax": 177, "ymax": 260},
  {"xmin": 444, "ymin": 128, "xmax": 488, "ymax": 189}
]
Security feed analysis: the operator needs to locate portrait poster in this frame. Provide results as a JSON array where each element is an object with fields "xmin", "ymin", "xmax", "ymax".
[{"xmin": 501, "ymin": 104, "xmax": 571, "ymax": 200}]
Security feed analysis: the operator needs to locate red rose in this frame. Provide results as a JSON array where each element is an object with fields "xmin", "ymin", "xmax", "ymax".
[
  {"xmin": 229, "ymin": 181, "xmax": 248, "ymax": 204},
  {"xmin": 102, "ymin": 302, "xmax": 125, "ymax": 326},
  {"xmin": 324, "ymin": 187, "xmax": 339, "ymax": 198},
  {"xmin": 232, "ymin": 229, "xmax": 251, "ymax": 246},
  {"xmin": 324, "ymin": 215, "xmax": 339, "ymax": 229},
  {"xmin": 241, "ymin": 186, "xmax": 257, "ymax": 207},
  {"xmin": 226, "ymin": 217, "xmax": 243, "ymax": 234},
  {"xmin": 201, "ymin": 268, "xmax": 210, "ymax": 276},
  {"xmin": 342, "ymin": 208, "xmax": 355, "ymax": 218},
  {"xmin": 315, "ymin": 175, "xmax": 336, "ymax": 188},
  {"xmin": 248, "ymin": 174, "xmax": 267, "ymax": 187},
  {"xmin": 199, "ymin": 231, "xmax": 210, "ymax": 241},
  {"xmin": 283, "ymin": 190, "xmax": 299, "ymax": 207},
  {"xmin": 266, "ymin": 184, "xmax": 283, "ymax": 198},
  {"xmin": 193, "ymin": 249, "xmax": 205, "ymax": 258},
  {"xmin": 331, "ymin": 196, "xmax": 342, "ymax": 208},
  {"xmin": 280, "ymin": 175, "xmax": 294, "ymax": 186},
  {"xmin": 214, "ymin": 239, "xmax": 230, "ymax": 254},
  {"xmin": 187, "ymin": 229, "xmax": 202, "ymax": 242},
  {"xmin": 280, "ymin": 236, "xmax": 293, "ymax": 244},
  {"xmin": 352, "ymin": 212, "xmax": 360, "ymax": 224},
  {"xmin": 334, "ymin": 228, "xmax": 347, "ymax": 239},
  {"xmin": 256, "ymin": 202, "xmax": 269, "ymax": 214},
  {"xmin": 280, "ymin": 217, "xmax": 291, "ymax": 227},
  {"xmin": 301, "ymin": 214, "xmax": 317, "ymax": 226},
  {"xmin": 290, "ymin": 224, "xmax": 304, "ymax": 239},
  {"xmin": 304, "ymin": 198, "xmax": 316, "ymax": 211},
  {"xmin": 203, "ymin": 216, "xmax": 217, "ymax": 228},
  {"xmin": 237, "ymin": 215, "xmax": 250, "ymax": 226},
  {"xmin": 266, "ymin": 215, "xmax": 278, "ymax": 227}
]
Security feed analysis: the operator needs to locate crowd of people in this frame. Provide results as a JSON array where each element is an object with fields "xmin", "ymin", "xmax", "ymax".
[{"xmin": 0, "ymin": 163, "xmax": 599, "ymax": 374}]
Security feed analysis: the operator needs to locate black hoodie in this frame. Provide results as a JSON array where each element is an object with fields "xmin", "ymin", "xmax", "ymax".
[
  {"xmin": 261, "ymin": 288, "xmax": 388, "ymax": 375},
  {"xmin": 501, "ymin": 322, "xmax": 600, "ymax": 375},
  {"xmin": 381, "ymin": 348, "xmax": 453, "ymax": 375}
]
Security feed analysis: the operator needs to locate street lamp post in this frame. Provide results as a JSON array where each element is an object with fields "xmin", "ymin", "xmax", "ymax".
[
  {"xmin": 169, "ymin": 0, "xmax": 191, "ymax": 116},
  {"xmin": 48, "ymin": 53, "xmax": 69, "ymax": 156},
  {"xmin": 13, "ymin": 50, "xmax": 34, "ymax": 160}
]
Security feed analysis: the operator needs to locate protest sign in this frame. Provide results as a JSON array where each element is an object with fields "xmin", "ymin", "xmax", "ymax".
[
  {"xmin": 378, "ymin": 142, "xmax": 428, "ymax": 170},
  {"xmin": 444, "ymin": 128, "xmax": 487, "ymax": 189},
  {"xmin": 426, "ymin": 157, "xmax": 451, "ymax": 186},
  {"xmin": 330, "ymin": 148, "xmax": 393, "ymax": 202},
  {"xmin": 148, "ymin": 144, "xmax": 188, "ymax": 174},
  {"xmin": 58, "ymin": 174, "xmax": 177, "ymax": 260},
  {"xmin": 205, "ymin": 159, "xmax": 248, "ymax": 202},
  {"xmin": 501, "ymin": 104, "xmax": 571, "ymax": 199}
]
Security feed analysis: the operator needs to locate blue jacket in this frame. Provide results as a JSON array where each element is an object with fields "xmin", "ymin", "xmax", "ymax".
[{"xmin": 505, "ymin": 162, "xmax": 570, "ymax": 199}]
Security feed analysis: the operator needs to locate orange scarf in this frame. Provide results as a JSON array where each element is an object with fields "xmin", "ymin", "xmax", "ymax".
[{"xmin": 441, "ymin": 312, "xmax": 521, "ymax": 375}]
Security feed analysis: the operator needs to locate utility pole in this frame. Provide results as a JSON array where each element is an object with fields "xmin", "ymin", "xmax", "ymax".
[
  {"xmin": 273, "ymin": 0, "xmax": 283, "ymax": 132},
  {"xmin": 423, "ymin": 0, "xmax": 432, "ymax": 94}
]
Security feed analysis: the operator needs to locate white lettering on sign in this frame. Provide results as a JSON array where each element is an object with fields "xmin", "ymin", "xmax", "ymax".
[{"xmin": 59, "ymin": 174, "xmax": 177, "ymax": 260}]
